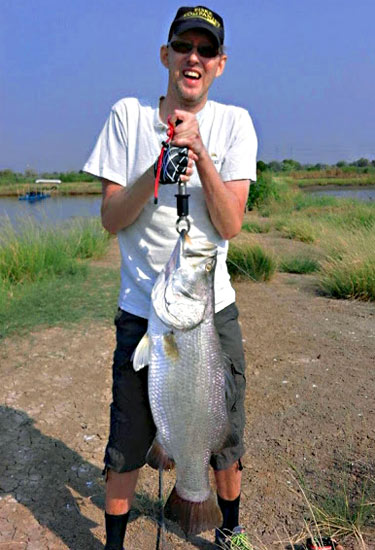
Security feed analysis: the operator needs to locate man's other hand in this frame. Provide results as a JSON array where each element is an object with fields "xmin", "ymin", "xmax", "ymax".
[{"xmin": 170, "ymin": 110, "xmax": 205, "ymax": 159}]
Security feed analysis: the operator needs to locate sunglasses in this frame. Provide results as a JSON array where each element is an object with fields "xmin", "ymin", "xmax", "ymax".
[{"xmin": 168, "ymin": 40, "xmax": 219, "ymax": 59}]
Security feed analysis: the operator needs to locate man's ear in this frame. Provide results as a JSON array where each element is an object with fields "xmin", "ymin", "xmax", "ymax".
[
  {"xmin": 215, "ymin": 54, "xmax": 227, "ymax": 77},
  {"xmin": 160, "ymin": 45, "xmax": 169, "ymax": 68}
]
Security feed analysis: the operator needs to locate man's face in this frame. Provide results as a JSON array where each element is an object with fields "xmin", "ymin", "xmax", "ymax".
[{"xmin": 160, "ymin": 29, "xmax": 227, "ymax": 107}]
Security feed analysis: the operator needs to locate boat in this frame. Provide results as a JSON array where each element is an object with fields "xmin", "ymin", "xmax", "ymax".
[{"xmin": 18, "ymin": 191, "xmax": 51, "ymax": 202}]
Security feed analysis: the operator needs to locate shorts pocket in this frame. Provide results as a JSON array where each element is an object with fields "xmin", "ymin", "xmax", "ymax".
[
  {"xmin": 113, "ymin": 309, "xmax": 148, "ymax": 369},
  {"xmin": 223, "ymin": 353, "xmax": 246, "ymax": 413}
]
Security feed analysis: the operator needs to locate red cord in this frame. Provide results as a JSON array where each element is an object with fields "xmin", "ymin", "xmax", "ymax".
[{"xmin": 154, "ymin": 117, "xmax": 175, "ymax": 204}]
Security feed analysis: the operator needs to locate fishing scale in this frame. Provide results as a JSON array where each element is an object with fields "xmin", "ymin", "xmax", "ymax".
[{"xmin": 154, "ymin": 118, "xmax": 191, "ymax": 235}]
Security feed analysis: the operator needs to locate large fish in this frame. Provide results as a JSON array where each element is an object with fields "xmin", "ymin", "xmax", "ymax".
[{"xmin": 133, "ymin": 230, "xmax": 232, "ymax": 535}]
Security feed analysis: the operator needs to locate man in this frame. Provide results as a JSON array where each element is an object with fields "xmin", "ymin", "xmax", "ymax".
[{"xmin": 83, "ymin": 6, "xmax": 257, "ymax": 549}]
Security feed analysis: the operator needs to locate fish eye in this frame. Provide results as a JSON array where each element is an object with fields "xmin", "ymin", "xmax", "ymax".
[{"xmin": 205, "ymin": 262, "xmax": 213, "ymax": 272}]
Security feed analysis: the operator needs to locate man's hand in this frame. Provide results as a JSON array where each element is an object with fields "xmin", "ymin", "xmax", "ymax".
[
  {"xmin": 167, "ymin": 110, "xmax": 249, "ymax": 241},
  {"xmin": 154, "ymin": 145, "xmax": 189, "ymax": 184},
  {"xmin": 169, "ymin": 110, "xmax": 204, "ymax": 160}
]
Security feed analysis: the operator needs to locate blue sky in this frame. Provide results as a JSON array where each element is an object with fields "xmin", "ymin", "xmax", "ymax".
[{"xmin": 1, "ymin": 0, "xmax": 374, "ymax": 171}]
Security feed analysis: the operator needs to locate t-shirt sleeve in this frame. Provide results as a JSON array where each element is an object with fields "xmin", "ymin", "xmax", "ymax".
[
  {"xmin": 82, "ymin": 104, "xmax": 128, "ymax": 187},
  {"xmin": 220, "ymin": 109, "xmax": 258, "ymax": 183}
]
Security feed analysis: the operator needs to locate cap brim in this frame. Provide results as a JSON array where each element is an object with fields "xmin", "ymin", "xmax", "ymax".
[{"xmin": 171, "ymin": 20, "xmax": 221, "ymax": 46}]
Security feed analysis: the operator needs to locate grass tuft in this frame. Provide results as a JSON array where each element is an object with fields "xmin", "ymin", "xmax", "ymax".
[
  {"xmin": 279, "ymin": 256, "xmax": 320, "ymax": 274},
  {"xmin": 285, "ymin": 461, "xmax": 374, "ymax": 550},
  {"xmin": 227, "ymin": 243, "xmax": 276, "ymax": 282},
  {"xmin": 275, "ymin": 219, "xmax": 316, "ymax": 243},
  {"xmin": 242, "ymin": 221, "xmax": 271, "ymax": 234},
  {"xmin": 319, "ymin": 258, "xmax": 375, "ymax": 300},
  {"xmin": 318, "ymin": 230, "xmax": 375, "ymax": 300}
]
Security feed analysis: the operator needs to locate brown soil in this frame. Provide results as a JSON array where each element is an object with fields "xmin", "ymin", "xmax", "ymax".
[{"xmin": 1, "ymin": 235, "xmax": 374, "ymax": 550}]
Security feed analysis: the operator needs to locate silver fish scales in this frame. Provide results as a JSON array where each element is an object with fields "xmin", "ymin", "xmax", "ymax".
[{"xmin": 133, "ymin": 231, "xmax": 230, "ymax": 535}]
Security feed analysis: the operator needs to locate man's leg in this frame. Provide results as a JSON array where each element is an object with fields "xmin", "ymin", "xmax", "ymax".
[
  {"xmin": 214, "ymin": 461, "xmax": 242, "ymax": 501},
  {"xmin": 215, "ymin": 461, "xmax": 243, "ymax": 544},
  {"xmin": 212, "ymin": 303, "xmax": 247, "ymax": 547},
  {"xmin": 104, "ymin": 310, "xmax": 154, "ymax": 550},
  {"xmin": 104, "ymin": 470, "xmax": 139, "ymax": 550},
  {"xmin": 106, "ymin": 469, "xmax": 140, "ymax": 514}
]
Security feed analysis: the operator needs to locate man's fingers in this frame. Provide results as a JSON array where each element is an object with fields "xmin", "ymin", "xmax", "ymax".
[{"xmin": 188, "ymin": 151, "xmax": 198, "ymax": 163}]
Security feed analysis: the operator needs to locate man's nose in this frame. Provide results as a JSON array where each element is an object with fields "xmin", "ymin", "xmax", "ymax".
[{"xmin": 186, "ymin": 48, "xmax": 200, "ymax": 62}]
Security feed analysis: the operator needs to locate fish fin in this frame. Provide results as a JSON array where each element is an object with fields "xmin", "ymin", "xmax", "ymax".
[
  {"xmin": 162, "ymin": 332, "xmax": 179, "ymax": 362},
  {"xmin": 165, "ymin": 486, "xmax": 222, "ymax": 536},
  {"xmin": 132, "ymin": 333, "xmax": 150, "ymax": 371},
  {"xmin": 146, "ymin": 438, "xmax": 174, "ymax": 471}
]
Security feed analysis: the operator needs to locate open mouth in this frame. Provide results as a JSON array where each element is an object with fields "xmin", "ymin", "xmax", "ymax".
[{"xmin": 183, "ymin": 70, "xmax": 201, "ymax": 81}]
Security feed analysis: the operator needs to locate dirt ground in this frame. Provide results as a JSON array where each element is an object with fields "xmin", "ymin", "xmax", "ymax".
[{"xmin": 1, "ymin": 234, "xmax": 374, "ymax": 550}]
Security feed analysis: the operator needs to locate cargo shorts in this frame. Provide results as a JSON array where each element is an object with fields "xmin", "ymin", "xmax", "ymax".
[{"xmin": 104, "ymin": 302, "xmax": 246, "ymax": 473}]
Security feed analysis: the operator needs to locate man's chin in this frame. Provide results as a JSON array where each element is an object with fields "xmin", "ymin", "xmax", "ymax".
[{"xmin": 177, "ymin": 88, "xmax": 205, "ymax": 106}]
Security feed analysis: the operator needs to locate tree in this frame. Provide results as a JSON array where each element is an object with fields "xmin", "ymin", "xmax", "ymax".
[
  {"xmin": 256, "ymin": 160, "xmax": 268, "ymax": 173},
  {"xmin": 355, "ymin": 158, "xmax": 370, "ymax": 167}
]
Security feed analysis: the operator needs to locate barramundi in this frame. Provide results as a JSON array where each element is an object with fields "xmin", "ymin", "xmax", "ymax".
[{"xmin": 133, "ymin": 230, "xmax": 232, "ymax": 536}]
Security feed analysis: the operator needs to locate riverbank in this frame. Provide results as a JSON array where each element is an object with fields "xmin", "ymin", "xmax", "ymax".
[
  {"xmin": 0, "ymin": 180, "xmax": 101, "ymax": 197},
  {"xmin": 0, "ymin": 237, "xmax": 374, "ymax": 550},
  {"xmin": 1, "ymin": 171, "xmax": 375, "ymax": 197}
]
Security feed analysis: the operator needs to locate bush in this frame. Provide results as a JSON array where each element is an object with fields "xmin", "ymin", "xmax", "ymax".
[{"xmin": 247, "ymin": 172, "xmax": 280, "ymax": 210}]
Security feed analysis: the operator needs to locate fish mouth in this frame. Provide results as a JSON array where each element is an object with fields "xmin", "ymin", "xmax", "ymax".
[{"xmin": 182, "ymin": 232, "xmax": 217, "ymax": 257}]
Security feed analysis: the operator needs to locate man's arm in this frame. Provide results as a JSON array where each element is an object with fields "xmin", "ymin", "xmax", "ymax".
[
  {"xmin": 195, "ymin": 149, "xmax": 250, "ymax": 240},
  {"xmin": 170, "ymin": 110, "xmax": 250, "ymax": 240},
  {"xmin": 100, "ymin": 168, "xmax": 155, "ymax": 234},
  {"xmin": 101, "ymin": 153, "xmax": 195, "ymax": 234}
]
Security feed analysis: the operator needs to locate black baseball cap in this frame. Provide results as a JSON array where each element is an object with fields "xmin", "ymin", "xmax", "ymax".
[{"xmin": 168, "ymin": 6, "xmax": 224, "ymax": 47}]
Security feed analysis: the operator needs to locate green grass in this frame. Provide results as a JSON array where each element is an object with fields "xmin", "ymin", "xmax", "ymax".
[
  {"xmin": 227, "ymin": 243, "xmax": 276, "ymax": 282},
  {"xmin": 245, "ymin": 175, "xmax": 375, "ymax": 300},
  {"xmin": 242, "ymin": 221, "xmax": 270, "ymax": 233},
  {"xmin": 275, "ymin": 218, "xmax": 316, "ymax": 243},
  {"xmin": 0, "ymin": 217, "xmax": 115, "ymax": 337},
  {"xmin": 0, "ymin": 265, "xmax": 119, "ymax": 338},
  {"xmin": 279, "ymin": 256, "xmax": 320, "ymax": 274}
]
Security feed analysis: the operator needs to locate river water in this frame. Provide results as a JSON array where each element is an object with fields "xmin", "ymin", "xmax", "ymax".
[
  {"xmin": 0, "ymin": 196, "xmax": 101, "ymax": 227},
  {"xmin": 0, "ymin": 187, "xmax": 374, "ymax": 228},
  {"xmin": 308, "ymin": 187, "xmax": 375, "ymax": 201}
]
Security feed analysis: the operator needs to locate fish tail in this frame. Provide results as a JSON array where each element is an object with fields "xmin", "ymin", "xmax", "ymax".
[
  {"xmin": 165, "ymin": 486, "xmax": 222, "ymax": 536},
  {"xmin": 146, "ymin": 438, "xmax": 174, "ymax": 471}
]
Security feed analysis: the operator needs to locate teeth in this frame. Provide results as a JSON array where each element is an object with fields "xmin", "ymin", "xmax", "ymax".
[{"xmin": 184, "ymin": 70, "xmax": 200, "ymax": 79}]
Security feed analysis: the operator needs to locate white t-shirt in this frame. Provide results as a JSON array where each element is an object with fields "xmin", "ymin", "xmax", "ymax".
[{"xmin": 83, "ymin": 97, "xmax": 257, "ymax": 319}]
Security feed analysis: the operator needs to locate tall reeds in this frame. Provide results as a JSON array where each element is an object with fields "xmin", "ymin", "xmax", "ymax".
[
  {"xmin": 0, "ymin": 217, "xmax": 110, "ymax": 288},
  {"xmin": 318, "ymin": 230, "xmax": 375, "ymax": 300}
]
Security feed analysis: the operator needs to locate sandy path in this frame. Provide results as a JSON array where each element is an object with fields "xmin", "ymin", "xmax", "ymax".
[{"xmin": 0, "ymin": 238, "xmax": 374, "ymax": 550}]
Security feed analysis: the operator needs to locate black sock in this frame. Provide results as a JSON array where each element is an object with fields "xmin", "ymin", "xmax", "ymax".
[
  {"xmin": 105, "ymin": 511, "xmax": 129, "ymax": 550},
  {"xmin": 217, "ymin": 493, "xmax": 240, "ymax": 535}
]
